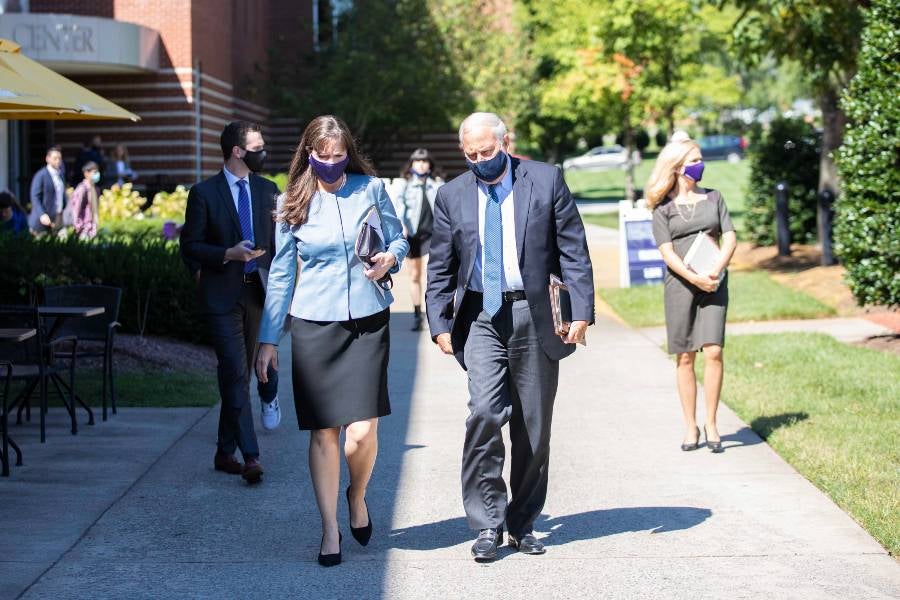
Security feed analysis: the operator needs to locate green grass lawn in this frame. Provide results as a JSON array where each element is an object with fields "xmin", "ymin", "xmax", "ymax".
[
  {"xmin": 698, "ymin": 333, "xmax": 900, "ymax": 555},
  {"xmin": 570, "ymin": 159, "xmax": 750, "ymax": 235},
  {"xmin": 582, "ymin": 212, "xmax": 620, "ymax": 229},
  {"xmin": 600, "ymin": 271, "xmax": 835, "ymax": 327},
  {"xmin": 9, "ymin": 367, "xmax": 220, "ymax": 410}
]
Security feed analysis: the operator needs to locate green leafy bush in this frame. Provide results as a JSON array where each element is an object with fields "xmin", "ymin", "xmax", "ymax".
[
  {"xmin": 0, "ymin": 235, "xmax": 204, "ymax": 343},
  {"xmin": 148, "ymin": 185, "xmax": 189, "ymax": 220},
  {"xmin": 98, "ymin": 183, "xmax": 146, "ymax": 221},
  {"xmin": 835, "ymin": 0, "xmax": 900, "ymax": 307},
  {"xmin": 745, "ymin": 117, "xmax": 820, "ymax": 246}
]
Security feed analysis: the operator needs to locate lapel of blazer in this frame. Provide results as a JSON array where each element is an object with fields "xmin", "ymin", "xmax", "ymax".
[
  {"xmin": 511, "ymin": 158, "xmax": 532, "ymax": 263},
  {"xmin": 249, "ymin": 174, "xmax": 267, "ymax": 244},
  {"xmin": 460, "ymin": 171, "xmax": 480, "ymax": 286},
  {"xmin": 215, "ymin": 171, "xmax": 243, "ymax": 238}
]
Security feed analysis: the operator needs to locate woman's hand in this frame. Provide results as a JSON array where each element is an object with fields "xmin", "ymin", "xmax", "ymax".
[
  {"xmin": 255, "ymin": 343, "xmax": 278, "ymax": 383},
  {"xmin": 364, "ymin": 252, "xmax": 397, "ymax": 281},
  {"xmin": 691, "ymin": 273, "xmax": 719, "ymax": 293}
]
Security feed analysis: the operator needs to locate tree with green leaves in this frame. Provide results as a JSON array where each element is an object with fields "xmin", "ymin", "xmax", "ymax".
[
  {"xmin": 834, "ymin": 0, "xmax": 899, "ymax": 307},
  {"xmin": 519, "ymin": 0, "xmax": 740, "ymax": 197},
  {"xmin": 727, "ymin": 0, "xmax": 866, "ymax": 201}
]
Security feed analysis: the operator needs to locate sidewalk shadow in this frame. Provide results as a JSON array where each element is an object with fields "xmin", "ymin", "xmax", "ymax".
[{"xmin": 389, "ymin": 506, "xmax": 712, "ymax": 552}]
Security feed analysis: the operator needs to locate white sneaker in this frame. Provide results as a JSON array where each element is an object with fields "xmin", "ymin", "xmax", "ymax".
[{"xmin": 261, "ymin": 396, "xmax": 281, "ymax": 431}]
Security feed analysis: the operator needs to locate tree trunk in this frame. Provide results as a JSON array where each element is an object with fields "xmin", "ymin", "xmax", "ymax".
[
  {"xmin": 818, "ymin": 86, "xmax": 845, "ymax": 197},
  {"xmin": 623, "ymin": 123, "xmax": 636, "ymax": 202},
  {"xmin": 664, "ymin": 105, "xmax": 675, "ymax": 141},
  {"xmin": 817, "ymin": 85, "xmax": 846, "ymax": 250}
]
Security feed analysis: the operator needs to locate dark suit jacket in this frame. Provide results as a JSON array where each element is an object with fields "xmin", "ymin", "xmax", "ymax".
[
  {"xmin": 180, "ymin": 171, "xmax": 279, "ymax": 315},
  {"xmin": 426, "ymin": 157, "xmax": 595, "ymax": 369},
  {"xmin": 28, "ymin": 167, "xmax": 63, "ymax": 231}
]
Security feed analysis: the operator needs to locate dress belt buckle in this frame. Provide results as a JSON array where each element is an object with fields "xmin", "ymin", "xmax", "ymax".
[{"xmin": 502, "ymin": 290, "xmax": 526, "ymax": 302}]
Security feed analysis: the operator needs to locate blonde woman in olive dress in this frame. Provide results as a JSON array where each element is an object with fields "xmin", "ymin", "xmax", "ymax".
[{"xmin": 647, "ymin": 133, "xmax": 737, "ymax": 453}]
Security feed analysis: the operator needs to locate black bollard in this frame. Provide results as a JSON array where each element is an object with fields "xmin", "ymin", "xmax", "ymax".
[
  {"xmin": 818, "ymin": 189, "xmax": 837, "ymax": 266},
  {"xmin": 775, "ymin": 182, "xmax": 791, "ymax": 256}
]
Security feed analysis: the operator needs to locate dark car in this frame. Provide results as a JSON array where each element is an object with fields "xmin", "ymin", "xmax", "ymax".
[{"xmin": 698, "ymin": 135, "xmax": 747, "ymax": 163}]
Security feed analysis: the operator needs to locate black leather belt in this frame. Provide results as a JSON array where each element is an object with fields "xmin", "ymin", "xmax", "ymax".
[
  {"xmin": 242, "ymin": 271, "xmax": 261, "ymax": 284},
  {"xmin": 469, "ymin": 290, "xmax": 526, "ymax": 302}
]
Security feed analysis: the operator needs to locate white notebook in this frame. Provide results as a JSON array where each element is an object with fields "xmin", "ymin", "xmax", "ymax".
[{"xmin": 682, "ymin": 231, "xmax": 721, "ymax": 276}]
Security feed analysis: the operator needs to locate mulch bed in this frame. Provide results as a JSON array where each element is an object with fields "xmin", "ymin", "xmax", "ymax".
[
  {"xmin": 78, "ymin": 333, "xmax": 217, "ymax": 373},
  {"xmin": 732, "ymin": 242, "xmax": 899, "ymax": 355}
]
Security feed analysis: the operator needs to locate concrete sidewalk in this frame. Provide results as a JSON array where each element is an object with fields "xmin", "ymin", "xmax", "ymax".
[{"xmin": 2, "ymin": 306, "xmax": 898, "ymax": 599}]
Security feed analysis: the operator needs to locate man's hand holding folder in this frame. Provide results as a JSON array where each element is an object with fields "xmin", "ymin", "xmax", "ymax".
[{"xmin": 549, "ymin": 274, "xmax": 587, "ymax": 346}]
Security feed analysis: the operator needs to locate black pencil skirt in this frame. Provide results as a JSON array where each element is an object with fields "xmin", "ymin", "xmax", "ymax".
[{"xmin": 290, "ymin": 309, "xmax": 391, "ymax": 430}]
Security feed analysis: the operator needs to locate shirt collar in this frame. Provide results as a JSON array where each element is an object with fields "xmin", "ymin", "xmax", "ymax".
[
  {"xmin": 222, "ymin": 166, "xmax": 248, "ymax": 189},
  {"xmin": 476, "ymin": 155, "xmax": 513, "ymax": 200},
  {"xmin": 47, "ymin": 165, "xmax": 61, "ymax": 177}
]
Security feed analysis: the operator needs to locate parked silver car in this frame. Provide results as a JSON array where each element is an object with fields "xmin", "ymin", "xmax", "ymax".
[{"xmin": 562, "ymin": 145, "xmax": 630, "ymax": 171}]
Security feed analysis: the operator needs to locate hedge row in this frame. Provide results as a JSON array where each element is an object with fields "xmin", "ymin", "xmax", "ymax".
[{"xmin": 0, "ymin": 234, "xmax": 205, "ymax": 344}]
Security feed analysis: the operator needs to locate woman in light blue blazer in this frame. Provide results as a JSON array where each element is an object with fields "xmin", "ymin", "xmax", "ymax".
[{"xmin": 256, "ymin": 116, "xmax": 408, "ymax": 567}]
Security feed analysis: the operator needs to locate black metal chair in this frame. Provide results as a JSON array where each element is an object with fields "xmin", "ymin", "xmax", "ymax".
[
  {"xmin": 0, "ymin": 306, "xmax": 78, "ymax": 442},
  {"xmin": 43, "ymin": 286, "xmax": 122, "ymax": 421},
  {"xmin": 1, "ymin": 360, "xmax": 21, "ymax": 476}
]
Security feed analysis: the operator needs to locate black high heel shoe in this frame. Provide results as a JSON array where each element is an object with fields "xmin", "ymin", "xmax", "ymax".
[
  {"xmin": 681, "ymin": 426, "xmax": 701, "ymax": 451},
  {"xmin": 346, "ymin": 485, "xmax": 373, "ymax": 546},
  {"xmin": 317, "ymin": 532, "xmax": 342, "ymax": 567},
  {"xmin": 704, "ymin": 425, "xmax": 724, "ymax": 453}
]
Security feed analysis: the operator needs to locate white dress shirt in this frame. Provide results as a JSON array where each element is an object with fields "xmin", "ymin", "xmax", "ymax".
[
  {"xmin": 469, "ymin": 160, "xmax": 525, "ymax": 293},
  {"xmin": 222, "ymin": 167, "xmax": 255, "ymax": 241},
  {"xmin": 47, "ymin": 165, "xmax": 65, "ymax": 214}
]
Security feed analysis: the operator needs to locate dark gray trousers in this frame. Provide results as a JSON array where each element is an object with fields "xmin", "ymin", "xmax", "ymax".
[
  {"xmin": 206, "ymin": 279, "xmax": 277, "ymax": 460},
  {"xmin": 462, "ymin": 299, "xmax": 559, "ymax": 536}
]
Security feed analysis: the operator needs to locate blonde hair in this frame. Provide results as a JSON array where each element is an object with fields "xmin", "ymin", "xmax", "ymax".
[{"xmin": 645, "ymin": 137, "xmax": 700, "ymax": 210}]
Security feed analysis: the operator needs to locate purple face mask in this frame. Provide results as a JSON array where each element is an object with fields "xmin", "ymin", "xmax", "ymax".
[
  {"xmin": 683, "ymin": 161, "xmax": 705, "ymax": 182},
  {"xmin": 308, "ymin": 154, "xmax": 350, "ymax": 184}
]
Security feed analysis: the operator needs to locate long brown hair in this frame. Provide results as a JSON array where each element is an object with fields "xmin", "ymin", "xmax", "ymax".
[{"xmin": 278, "ymin": 115, "xmax": 376, "ymax": 226}]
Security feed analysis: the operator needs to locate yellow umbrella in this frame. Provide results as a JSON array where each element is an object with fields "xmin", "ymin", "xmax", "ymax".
[{"xmin": 0, "ymin": 39, "xmax": 140, "ymax": 121}]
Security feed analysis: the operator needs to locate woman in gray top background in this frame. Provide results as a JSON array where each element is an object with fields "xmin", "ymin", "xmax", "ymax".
[
  {"xmin": 647, "ymin": 133, "xmax": 736, "ymax": 453},
  {"xmin": 392, "ymin": 148, "xmax": 443, "ymax": 331}
]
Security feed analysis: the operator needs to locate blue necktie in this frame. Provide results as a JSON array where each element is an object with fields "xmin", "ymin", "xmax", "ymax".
[
  {"xmin": 236, "ymin": 179, "xmax": 257, "ymax": 273},
  {"xmin": 483, "ymin": 185, "xmax": 503, "ymax": 316}
]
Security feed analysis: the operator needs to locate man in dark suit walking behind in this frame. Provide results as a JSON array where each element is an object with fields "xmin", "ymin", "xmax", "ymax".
[
  {"xmin": 28, "ymin": 145, "xmax": 66, "ymax": 235},
  {"xmin": 181, "ymin": 121, "xmax": 281, "ymax": 483},
  {"xmin": 426, "ymin": 112, "xmax": 595, "ymax": 561}
]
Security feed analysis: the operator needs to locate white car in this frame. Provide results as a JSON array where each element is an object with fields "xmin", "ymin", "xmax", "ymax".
[{"xmin": 562, "ymin": 145, "xmax": 630, "ymax": 171}]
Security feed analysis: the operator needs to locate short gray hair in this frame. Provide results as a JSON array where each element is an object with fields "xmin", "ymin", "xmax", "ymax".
[{"xmin": 458, "ymin": 112, "xmax": 507, "ymax": 145}]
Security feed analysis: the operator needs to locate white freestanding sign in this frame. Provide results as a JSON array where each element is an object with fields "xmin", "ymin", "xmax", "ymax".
[{"xmin": 619, "ymin": 200, "xmax": 667, "ymax": 287}]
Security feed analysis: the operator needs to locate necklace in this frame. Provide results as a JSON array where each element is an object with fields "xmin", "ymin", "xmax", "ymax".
[{"xmin": 673, "ymin": 193, "xmax": 704, "ymax": 222}]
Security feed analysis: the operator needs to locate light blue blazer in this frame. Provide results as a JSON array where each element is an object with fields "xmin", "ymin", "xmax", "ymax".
[{"xmin": 258, "ymin": 174, "xmax": 409, "ymax": 344}]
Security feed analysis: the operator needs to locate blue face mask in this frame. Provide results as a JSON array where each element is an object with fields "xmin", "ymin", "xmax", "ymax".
[
  {"xmin": 90, "ymin": 171, "xmax": 101, "ymax": 184},
  {"xmin": 683, "ymin": 161, "xmax": 705, "ymax": 182},
  {"xmin": 466, "ymin": 150, "xmax": 508, "ymax": 182}
]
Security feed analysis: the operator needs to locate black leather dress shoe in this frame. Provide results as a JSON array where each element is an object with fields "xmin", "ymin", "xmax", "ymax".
[
  {"xmin": 508, "ymin": 533, "xmax": 546, "ymax": 555},
  {"xmin": 471, "ymin": 528, "xmax": 503, "ymax": 562}
]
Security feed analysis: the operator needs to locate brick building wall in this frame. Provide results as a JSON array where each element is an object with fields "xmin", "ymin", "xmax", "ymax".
[{"xmin": 29, "ymin": 0, "xmax": 311, "ymax": 190}]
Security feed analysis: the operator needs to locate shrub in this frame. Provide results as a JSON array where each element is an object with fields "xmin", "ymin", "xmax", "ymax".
[
  {"xmin": 98, "ymin": 183, "xmax": 146, "ymax": 221},
  {"xmin": 744, "ymin": 117, "xmax": 821, "ymax": 246},
  {"xmin": 0, "ymin": 235, "xmax": 204, "ymax": 343},
  {"xmin": 835, "ymin": 0, "xmax": 900, "ymax": 307},
  {"xmin": 654, "ymin": 129, "xmax": 667, "ymax": 148},
  {"xmin": 149, "ymin": 185, "xmax": 189, "ymax": 220},
  {"xmin": 262, "ymin": 173, "xmax": 287, "ymax": 193}
]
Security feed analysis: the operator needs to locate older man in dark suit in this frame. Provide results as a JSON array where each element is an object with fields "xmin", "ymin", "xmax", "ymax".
[
  {"xmin": 426, "ymin": 112, "xmax": 594, "ymax": 561},
  {"xmin": 28, "ymin": 145, "xmax": 66, "ymax": 234},
  {"xmin": 181, "ymin": 121, "xmax": 281, "ymax": 484}
]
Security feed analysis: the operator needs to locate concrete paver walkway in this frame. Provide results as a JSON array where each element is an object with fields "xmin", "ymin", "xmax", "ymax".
[
  {"xmin": 2, "ymin": 310, "xmax": 898, "ymax": 599},
  {"xmin": 2, "ymin": 222, "xmax": 897, "ymax": 598}
]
